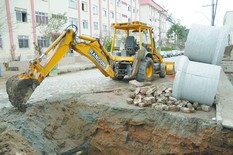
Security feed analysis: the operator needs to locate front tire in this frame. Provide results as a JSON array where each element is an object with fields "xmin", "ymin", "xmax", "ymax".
[
  {"xmin": 159, "ymin": 63, "xmax": 166, "ymax": 78},
  {"xmin": 136, "ymin": 58, "xmax": 154, "ymax": 82}
]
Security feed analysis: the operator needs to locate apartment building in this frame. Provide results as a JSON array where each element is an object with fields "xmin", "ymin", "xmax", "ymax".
[
  {"xmin": 139, "ymin": 0, "xmax": 168, "ymax": 46},
  {"xmin": 0, "ymin": 0, "xmax": 140, "ymax": 61},
  {"xmin": 0, "ymin": 0, "xmax": 170, "ymax": 61}
]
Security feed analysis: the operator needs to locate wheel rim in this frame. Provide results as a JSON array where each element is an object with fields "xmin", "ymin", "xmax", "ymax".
[{"xmin": 146, "ymin": 63, "xmax": 153, "ymax": 78}]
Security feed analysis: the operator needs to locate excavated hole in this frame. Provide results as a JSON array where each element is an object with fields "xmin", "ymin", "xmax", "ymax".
[{"xmin": 1, "ymin": 93, "xmax": 233, "ymax": 155}]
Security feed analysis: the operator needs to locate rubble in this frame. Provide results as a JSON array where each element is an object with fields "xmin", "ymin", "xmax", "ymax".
[{"xmin": 127, "ymin": 81, "xmax": 213, "ymax": 113}]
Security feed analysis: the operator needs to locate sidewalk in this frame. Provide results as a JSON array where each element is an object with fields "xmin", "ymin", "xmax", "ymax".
[
  {"xmin": 216, "ymin": 70, "xmax": 233, "ymax": 130},
  {"xmin": 58, "ymin": 62, "xmax": 96, "ymax": 74}
]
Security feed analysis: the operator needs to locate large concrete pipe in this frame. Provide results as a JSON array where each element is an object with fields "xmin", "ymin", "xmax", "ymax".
[
  {"xmin": 185, "ymin": 24, "xmax": 230, "ymax": 65},
  {"xmin": 172, "ymin": 56, "xmax": 221, "ymax": 106}
]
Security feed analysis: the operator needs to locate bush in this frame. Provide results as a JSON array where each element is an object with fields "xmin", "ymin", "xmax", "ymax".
[
  {"xmin": 103, "ymin": 36, "xmax": 112, "ymax": 52},
  {"xmin": 161, "ymin": 46, "xmax": 175, "ymax": 51}
]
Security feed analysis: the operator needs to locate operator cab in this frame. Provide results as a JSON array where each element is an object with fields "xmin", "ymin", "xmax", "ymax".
[{"xmin": 111, "ymin": 21, "xmax": 155, "ymax": 57}]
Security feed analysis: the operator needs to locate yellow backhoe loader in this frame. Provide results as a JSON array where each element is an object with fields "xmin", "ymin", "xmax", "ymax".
[{"xmin": 6, "ymin": 21, "xmax": 175, "ymax": 111}]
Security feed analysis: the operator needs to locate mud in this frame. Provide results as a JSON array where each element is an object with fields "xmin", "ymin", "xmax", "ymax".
[
  {"xmin": 6, "ymin": 75, "xmax": 40, "ymax": 112},
  {"xmin": 0, "ymin": 90, "xmax": 233, "ymax": 155}
]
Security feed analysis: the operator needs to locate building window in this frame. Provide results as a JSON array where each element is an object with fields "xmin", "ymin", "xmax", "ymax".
[
  {"xmin": 0, "ymin": 35, "xmax": 2, "ymax": 48},
  {"xmin": 128, "ymin": 6, "xmax": 131, "ymax": 11},
  {"xmin": 69, "ymin": 17, "xmax": 78, "ymax": 26},
  {"xmin": 117, "ymin": 13, "xmax": 121, "ymax": 21},
  {"xmin": 102, "ymin": 8, "xmax": 107, "ymax": 17},
  {"xmin": 18, "ymin": 35, "xmax": 29, "ymax": 48},
  {"xmin": 83, "ymin": 20, "xmax": 88, "ymax": 29},
  {"xmin": 117, "ymin": 0, "xmax": 121, "ymax": 6},
  {"xmin": 128, "ymin": 18, "xmax": 131, "ymax": 22},
  {"xmin": 110, "ymin": 0, "xmax": 115, "ymax": 4},
  {"xmin": 37, "ymin": 36, "xmax": 49, "ymax": 48},
  {"xmin": 69, "ymin": 0, "xmax": 77, "ymax": 9},
  {"xmin": 122, "ymin": 14, "xmax": 127, "ymax": 18},
  {"xmin": 82, "ymin": 1, "xmax": 88, "ymax": 12},
  {"xmin": 15, "ymin": 8, "xmax": 27, "ymax": 22},
  {"xmin": 110, "ymin": 11, "xmax": 114, "ymax": 19},
  {"xmin": 133, "ymin": 8, "xmax": 135, "ymax": 13},
  {"xmin": 93, "ymin": 22, "xmax": 98, "ymax": 30},
  {"xmin": 35, "ymin": 11, "xmax": 48, "ymax": 24},
  {"xmin": 103, "ymin": 24, "xmax": 107, "ymax": 32},
  {"xmin": 93, "ymin": 5, "xmax": 98, "ymax": 15},
  {"xmin": 121, "ymin": 1, "xmax": 127, "ymax": 6}
]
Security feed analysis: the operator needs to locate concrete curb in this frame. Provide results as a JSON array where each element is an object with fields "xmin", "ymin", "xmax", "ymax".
[{"xmin": 58, "ymin": 64, "xmax": 96, "ymax": 74}]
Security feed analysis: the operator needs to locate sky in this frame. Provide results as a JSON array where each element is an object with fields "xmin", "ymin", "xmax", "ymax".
[{"xmin": 155, "ymin": 0, "xmax": 233, "ymax": 28}]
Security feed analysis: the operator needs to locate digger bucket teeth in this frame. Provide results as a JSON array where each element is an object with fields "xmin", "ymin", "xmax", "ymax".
[{"xmin": 6, "ymin": 75, "xmax": 40, "ymax": 112}]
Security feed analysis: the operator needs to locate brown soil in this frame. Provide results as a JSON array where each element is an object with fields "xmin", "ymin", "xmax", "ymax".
[{"xmin": 0, "ymin": 90, "xmax": 233, "ymax": 155}]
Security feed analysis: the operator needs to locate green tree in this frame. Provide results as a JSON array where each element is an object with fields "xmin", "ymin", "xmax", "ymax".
[
  {"xmin": 166, "ymin": 23, "xmax": 189, "ymax": 49},
  {"xmin": 37, "ymin": 13, "xmax": 67, "ymax": 42},
  {"xmin": 103, "ymin": 36, "xmax": 112, "ymax": 52}
]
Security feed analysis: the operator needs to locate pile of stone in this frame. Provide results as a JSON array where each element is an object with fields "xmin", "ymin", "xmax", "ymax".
[{"xmin": 127, "ymin": 80, "xmax": 211, "ymax": 113}]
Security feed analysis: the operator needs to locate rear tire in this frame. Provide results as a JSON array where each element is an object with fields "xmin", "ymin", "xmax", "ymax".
[
  {"xmin": 111, "ymin": 76, "xmax": 124, "ymax": 80},
  {"xmin": 159, "ymin": 63, "xmax": 166, "ymax": 78},
  {"xmin": 136, "ymin": 58, "xmax": 154, "ymax": 82}
]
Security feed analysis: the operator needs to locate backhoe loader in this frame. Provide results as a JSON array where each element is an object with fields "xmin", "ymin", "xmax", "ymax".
[{"xmin": 6, "ymin": 21, "xmax": 175, "ymax": 111}]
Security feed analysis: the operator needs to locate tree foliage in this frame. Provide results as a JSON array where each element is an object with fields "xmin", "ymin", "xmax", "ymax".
[
  {"xmin": 166, "ymin": 23, "xmax": 189, "ymax": 49},
  {"xmin": 103, "ymin": 36, "xmax": 112, "ymax": 52},
  {"xmin": 37, "ymin": 13, "xmax": 67, "ymax": 42}
]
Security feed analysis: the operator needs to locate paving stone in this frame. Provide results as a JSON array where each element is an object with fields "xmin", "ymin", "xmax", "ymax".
[
  {"xmin": 154, "ymin": 105, "xmax": 163, "ymax": 111},
  {"xmin": 128, "ymin": 92, "xmax": 136, "ymax": 99},
  {"xmin": 138, "ymin": 102, "xmax": 147, "ymax": 107},
  {"xmin": 140, "ymin": 87, "xmax": 149, "ymax": 95},
  {"xmin": 134, "ymin": 95, "xmax": 142, "ymax": 105},
  {"xmin": 127, "ymin": 98, "xmax": 134, "ymax": 104},
  {"xmin": 169, "ymin": 105, "xmax": 177, "ymax": 111},
  {"xmin": 144, "ymin": 97, "xmax": 152, "ymax": 105},
  {"xmin": 190, "ymin": 107, "xmax": 196, "ymax": 113},
  {"xmin": 129, "ymin": 80, "xmax": 144, "ymax": 87},
  {"xmin": 176, "ymin": 105, "xmax": 181, "ymax": 111},
  {"xmin": 174, "ymin": 100, "xmax": 182, "ymax": 105},
  {"xmin": 146, "ymin": 87, "xmax": 157, "ymax": 95},
  {"xmin": 180, "ymin": 107, "xmax": 191, "ymax": 113},
  {"xmin": 165, "ymin": 87, "xmax": 172, "ymax": 93},
  {"xmin": 162, "ymin": 104, "xmax": 169, "ymax": 111},
  {"xmin": 187, "ymin": 103, "xmax": 193, "ymax": 109},
  {"xmin": 196, "ymin": 105, "xmax": 202, "ymax": 111},
  {"xmin": 167, "ymin": 100, "xmax": 174, "ymax": 106},
  {"xmin": 193, "ymin": 102, "xmax": 199, "ymax": 108},
  {"xmin": 201, "ymin": 105, "xmax": 211, "ymax": 112},
  {"xmin": 134, "ymin": 87, "xmax": 141, "ymax": 95},
  {"xmin": 169, "ymin": 96, "xmax": 177, "ymax": 102}
]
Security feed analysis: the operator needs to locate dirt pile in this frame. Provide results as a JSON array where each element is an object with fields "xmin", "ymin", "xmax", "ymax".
[{"xmin": 0, "ymin": 92, "xmax": 233, "ymax": 154}]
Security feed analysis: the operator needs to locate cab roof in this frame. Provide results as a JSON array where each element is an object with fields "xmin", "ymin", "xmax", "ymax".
[{"xmin": 112, "ymin": 21, "xmax": 152, "ymax": 30}]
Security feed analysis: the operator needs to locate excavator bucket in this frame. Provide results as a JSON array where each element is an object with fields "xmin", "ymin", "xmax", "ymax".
[
  {"xmin": 163, "ymin": 62, "xmax": 175, "ymax": 75},
  {"xmin": 6, "ymin": 75, "xmax": 39, "ymax": 112}
]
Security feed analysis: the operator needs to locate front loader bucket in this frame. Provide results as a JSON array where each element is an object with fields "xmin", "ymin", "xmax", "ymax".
[
  {"xmin": 164, "ymin": 62, "xmax": 175, "ymax": 75},
  {"xmin": 6, "ymin": 75, "xmax": 39, "ymax": 112}
]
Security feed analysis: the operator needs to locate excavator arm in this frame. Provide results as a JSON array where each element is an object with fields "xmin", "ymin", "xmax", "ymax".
[{"xmin": 6, "ymin": 26, "xmax": 115, "ymax": 111}]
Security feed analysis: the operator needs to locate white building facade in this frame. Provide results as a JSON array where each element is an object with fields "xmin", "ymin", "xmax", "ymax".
[
  {"xmin": 0, "ymin": 0, "xmax": 140, "ymax": 61},
  {"xmin": 139, "ymin": 0, "xmax": 168, "ymax": 47},
  {"xmin": 0, "ymin": 0, "xmax": 170, "ymax": 61}
]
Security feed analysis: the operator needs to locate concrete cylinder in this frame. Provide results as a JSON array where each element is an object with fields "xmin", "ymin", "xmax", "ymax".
[
  {"xmin": 185, "ymin": 24, "xmax": 230, "ymax": 65},
  {"xmin": 172, "ymin": 56, "xmax": 221, "ymax": 106}
]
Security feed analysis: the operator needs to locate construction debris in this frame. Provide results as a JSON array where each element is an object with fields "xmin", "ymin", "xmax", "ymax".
[{"xmin": 127, "ymin": 81, "xmax": 212, "ymax": 113}]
